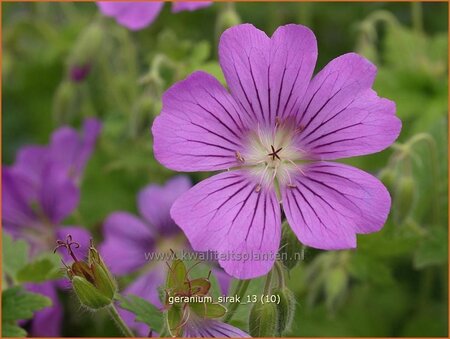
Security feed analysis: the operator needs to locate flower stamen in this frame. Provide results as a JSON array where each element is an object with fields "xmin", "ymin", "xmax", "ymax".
[{"xmin": 235, "ymin": 151, "xmax": 245, "ymax": 163}]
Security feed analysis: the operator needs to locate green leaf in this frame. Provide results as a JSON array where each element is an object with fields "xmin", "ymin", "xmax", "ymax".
[
  {"xmin": 16, "ymin": 255, "xmax": 63, "ymax": 283},
  {"xmin": 2, "ymin": 323, "xmax": 28, "ymax": 338},
  {"xmin": 2, "ymin": 287, "xmax": 52, "ymax": 322},
  {"xmin": 2, "ymin": 233, "xmax": 29, "ymax": 281},
  {"xmin": 119, "ymin": 294, "xmax": 164, "ymax": 332}
]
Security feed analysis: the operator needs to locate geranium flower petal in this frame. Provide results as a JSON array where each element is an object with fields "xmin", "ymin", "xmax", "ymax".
[
  {"xmin": 184, "ymin": 314, "xmax": 251, "ymax": 338},
  {"xmin": 124, "ymin": 269, "xmax": 165, "ymax": 308},
  {"xmin": 152, "ymin": 71, "xmax": 247, "ymax": 172},
  {"xmin": 49, "ymin": 118, "xmax": 101, "ymax": 179},
  {"xmin": 138, "ymin": 175, "xmax": 191, "ymax": 235},
  {"xmin": 39, "ymin": 163, "xmax": 79, "ymax": 225},
  {"xmin": 212, "ymin": 267, "xmax": 232, "ymax": 295},
  {"xmin": 172, "ymin": 1, "xmax": 211, "ymax": 13},
  {"xmin": 119, "ymin": 269, "xmax": 165, "ymax": 336},
  {"xmin": 26, "ymin": 282, "xmax": 63, "ymax": 337},
  {"xmin": 281, "ymin": 161, "xmax": 391, "ymax": 250},
  {"xmin": 14, "ymin": 146, "xmax": 49, "ymax": 184},
  {"xmin": 2, "ymin": 167, "xmax": 37, "ymax": 233},
  {"xmin": 219, "ymin": 23, "xmax": 317, "ymax": 126},
  {"xmin": 97, "ymin": 2, "xmax": 164, "ymax": 31},
  {"xmin": 296, "ymin": 53, "xmax": 401, "ymax": 159},
  {"xmin": 100, "ymin": 212, "xmax": 155, "ymax": 275},
  {"xmin": 171, "ymin": 171, "xmax": 281, "ymax": 279}
]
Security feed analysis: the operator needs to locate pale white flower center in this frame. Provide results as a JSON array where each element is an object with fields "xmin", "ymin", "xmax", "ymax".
[{"xmin": 237, "ymin": 118, "xmax": 305, "ymax": 190}]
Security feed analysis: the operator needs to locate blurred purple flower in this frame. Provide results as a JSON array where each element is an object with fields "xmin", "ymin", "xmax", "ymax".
[
  {"xmin": 3, "ymin": 118, "xmax": 101, "ymax": 249},
  {"xmin": 70, "ymin": 63, "xmax": 91, "ymax": 83},
  {"xmin": 100, "ymin": 176, "xmax": 190, "ymax": 335},
  {"xmin": 152, "ymin": 24, "xmax": 402, "ymax": 279},
  {"xmin": 23, "ymin": 228, "xmax": 91, "ymax": 337},
  {"xmin": 97, "ymin": 1, "xmax": 211, "ymax": 31},
  {"xmin": 48, "ymin": 118, "xmax": 102, "ymax": 182},
  {"xmin": 25, "ymin": 282, "xmax": 63, "ymax": 337},
  {"xmin": 2, "ymin": 118, "xmax": 101, "ymax": 336},
  {"xmin": 100, "ymin": 176, "xmax": 233, "ymax": 336}
]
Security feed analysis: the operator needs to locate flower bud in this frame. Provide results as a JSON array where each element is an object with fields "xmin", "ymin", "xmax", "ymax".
[
  {"xmin": 72, "ymin": 275, "xmax": 113, "ymax": 309},
  {"xmin": 52, "ymin": 81, "xmax": 78, "ymax": 125},
  {"xmin": 89, "ymin": 246, "xmax": 117, "ymax": 301},
  {"xmin": 378, "ymin": 167, "xmax": 396, "ymax": 193},
  {"xmin": 271, "ymin": 287, "xmax": 296, "ymax": 335},
  {"xmin": 324, "ymin": 267, "xmax": 348, "ymax": 310},
  {"xmin": 279, "ymin": 221, "xmax": 304, "ymax": 270},
  {"xmin": 70, "ymin": 64, "xmax": 91, "ymax": 83},
  {"xmin": 55, "ymin": 235, "xmax": 117, "ymax": 310},
  {"xmin": 249, "ymin": 301, "xmax": 278, "ymax": 337},
  {"xmin": 67, "ymin": 22, "xmax": 104, "ymax": 82},
  {"xmin": 394, "ymin": 175, "xmax": 415, "ymax": 223}
]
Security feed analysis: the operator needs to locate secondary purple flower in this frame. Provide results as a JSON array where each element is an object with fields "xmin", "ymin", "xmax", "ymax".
[
  {"xmin": 48, "ymin": 118, "xmax": 102, "ymax": 182},
  {"xmin": 100, "ymin": 176, "xmax": 192, "ymax": 274},
  {"xmin": 100, "ymin": 176, "xmax": 233, "ymax": 335},
  {"xmin": 18, "ymin": 229, "xmax": 91, "ymax": 337},
  {"xmin": 100, "ymin": 176, "xmax": 192, "ymax": 335},
  {"xmin": 25, "ymin": 282, "xmax": 63, "ymax": 337},
  {"xmin": 2, "ymin": 118, "xmax": 101, "ymax": 252},
  {"xmin": 152, "ymin": 24, "xmax": 402, "ymax": 279},
  {"xmin": 2, "ymin": 118, "xmax": 100, "ymax": 336},
  {"xmin": 97, "ymin": 1, "xmax": 211, "ymax": 31}
]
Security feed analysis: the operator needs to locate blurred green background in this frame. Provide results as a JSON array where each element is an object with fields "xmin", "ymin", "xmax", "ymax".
[{"xmin": 2, "ymin": 1, "xmax": 448, "ymax": 337}]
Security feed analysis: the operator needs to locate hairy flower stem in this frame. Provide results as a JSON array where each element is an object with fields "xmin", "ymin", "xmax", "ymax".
[
  {"xmin": 223, "ymin": 279, "xmax": 250, "ymax": 323},
  {"xmin": 106, "ymin": 304, "xmax": 135, "ymax": 337},
  {"xmin": 410, "ymin": 133, "xmax": 440, "ymax": 224},
  {"xmin": 263, "ymin": 270, "xmax": 274, "ymax": 296},
  {"xmin": 274, "ymin": 261, "xmax": 286, "ymax": 289}
]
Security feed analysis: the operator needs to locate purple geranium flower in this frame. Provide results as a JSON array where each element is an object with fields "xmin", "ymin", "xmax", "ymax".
[
  {"xmin": 100, "ymin": 176, "xmax": 233, "ymax": 336},
  {"xmin": 2, "ymin": 118, "xmax": 101, "ymax": 336},
  {"xmin": 97, "ymin": 1, "xmax": 211, "ymax": 31},
  {"xmin": 3, "ymin": 118, "xmax": 101, "ymax": 253},
  {"xmin": 100, "ymin": 176, "xmax": 191, "ymax": 335},
  {"xmin": 152, "ymin": 24, "xmax": 402, "ymax": 279}
]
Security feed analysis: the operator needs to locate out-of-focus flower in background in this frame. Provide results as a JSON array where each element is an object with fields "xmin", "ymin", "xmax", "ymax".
[
  {"xmin": 100, "ymin": 175, "xmax": 233, "ymax": 335},
  {"xmin": 152, "ymin": 23, "xmax": 402, "ymax": 279},
  {"xmin": 2, "ymin": 118, "xmax": 101, "ymax": 253},
  {"xmin": 2, "ymin": 118, "xmax": 101, "ymax": 336},
  {"xmin": 100, "ymin": 176, "xmax": 192, "ymax": 335},
  {"xmin": 97, "ymin": 1, "xmax": 212, "ymax": 31}
]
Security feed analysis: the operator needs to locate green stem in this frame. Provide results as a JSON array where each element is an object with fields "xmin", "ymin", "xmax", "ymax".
[
  {"xmin": 106, "ymin": 304, "xmax": 135, "ymax": 337},
  {"xmin": 223, "ymin": 279, "xmax": 250, "ymax": 323},
  {"xmin": 298, "ymin": 2, "xmax": 313, "ymax": 27},
  {"xmin": 411, "ymin": 2, "xmax": 424, "ymax": 34},
  {"xmin": 263, "ymin": 270, "xmax": 273, "ymax": 295},
  {"xmin": 407, "ymin": 133, "xmax": 440, "ymax": 224},
  {"xmin": 274, "ymin": 261, "xmax": 286, "ymax": 288}
]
